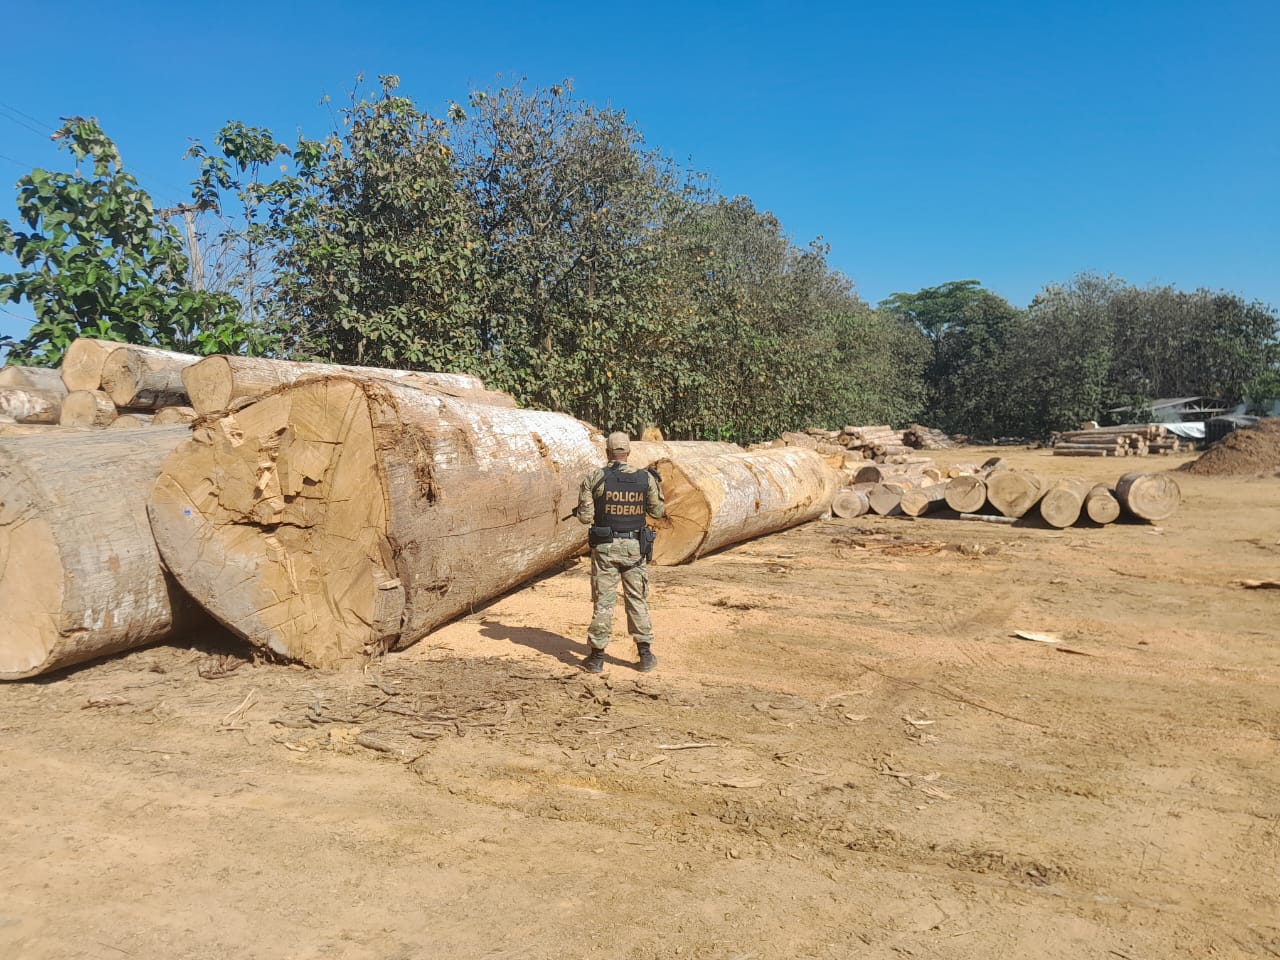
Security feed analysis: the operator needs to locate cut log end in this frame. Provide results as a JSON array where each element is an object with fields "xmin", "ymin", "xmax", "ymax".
[
  {"xmin": 650, "ymin": 458, "xmax": 712, "ymax": 565},
  {"xmin": 944, "ymin": 475, "xmax": 987, "ymax": 514},
  {"xmin": 150, "ymin": 378, "xmax": 393, "ymax": 667},
  {"xmin": 1114, "ymin": 472, "xmax": 1181, "ymax": 522}
]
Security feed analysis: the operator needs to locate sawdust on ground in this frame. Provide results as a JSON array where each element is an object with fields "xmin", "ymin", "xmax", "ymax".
[
  {"xmin": 1, "ymin": 447, "xmax": 1278, "ymax": 960},
  {"xmin": 1181, "ymin": 417, "xmax": 1280, "ymax": 477}
]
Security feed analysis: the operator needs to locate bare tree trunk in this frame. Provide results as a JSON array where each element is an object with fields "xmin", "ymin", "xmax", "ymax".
[
  {"xmin": 0, "ymin": 366, "xmax": 67, "ymax": 395},
  {"xmin": 99, "ymin": 344, "xmax": 200, "ymax": 409},
  {"xmin": 1115, "ymin": 472, "xmax": 1181, "ymax": 522},
  {"xmin": 59, "ymin": 390, "xmax": 118, "ymax": 428},
  {"xmin": 0, "ymin": 386, "xmax": 62, "ymax": 424}
]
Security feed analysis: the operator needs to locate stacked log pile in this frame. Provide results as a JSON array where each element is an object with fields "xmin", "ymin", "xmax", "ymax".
[
  {"xmin": 903, "ymin": 424, "xmax": 956, "ymax": 449},
  {"xmin": 1051, "ymin": 424, "xmax": 1185, "ymax": 457}
]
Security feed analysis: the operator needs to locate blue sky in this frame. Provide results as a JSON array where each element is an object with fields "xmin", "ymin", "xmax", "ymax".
[{"xmin": 0, "ymin": 0, "xmax": 1276, "ymax": 344}]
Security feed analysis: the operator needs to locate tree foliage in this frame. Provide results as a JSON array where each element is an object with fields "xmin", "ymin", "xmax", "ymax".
[{"xmin": 0, "ymin": 118, "xmax": 243, "ymax": 365}]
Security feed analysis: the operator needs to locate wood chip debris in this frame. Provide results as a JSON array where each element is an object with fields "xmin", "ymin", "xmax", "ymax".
[{"xmin": 1013, "ymin": 631, "xmax": 1060, "ymax": 644}]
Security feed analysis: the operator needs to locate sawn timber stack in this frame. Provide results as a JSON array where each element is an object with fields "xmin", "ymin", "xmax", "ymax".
[{"xmin": 148, "ymin": 376, "xmax": 602, "ymax": 667}]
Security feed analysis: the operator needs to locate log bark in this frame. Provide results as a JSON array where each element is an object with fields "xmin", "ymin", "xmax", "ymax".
[
  {"xmin": 181, "ymin": 355, "xmax": 511, "ymax": 415},
  {"xmin": 899, "ymin": 483, "xmax": 948, "ymax": 517},
  {"xmin": 59, "ymin": 390, "xmax": 118, "ymax": 428},
  {"xmin": 985, "ymin": 469, "xmax": 1047, "ymax": 518},
  {"xmin": 1114, "ymin": 472, "xmax": 1181, "ymax": 522},
  {"xmin": 0, "ymin": 428, "xmax": 203, "ymax": 679},
  {"xmin": 60, "ymin": 338, "xmax": 124, "ymax": 391},
  {"xmin": 149, "ymin": 377, "xmax": 602, "ymax": 666},
  {"xmin": 831, "ymin": 488, "xmax": 870, "ymax": 519},
  {"xmin": 152, "ymin": 406, "xmax": 197, "ymax": 426},
  {"xmin": 630, "ymin": 440, "xmax": 741, "ymax": 468},
  {"xmin": 944, "ymin": 475, "xmax": 987, "ymax": 514},
  {"xmin": 108, "ymin": 413, "xmax": 153, "ymax": 429},
  {"xmin": 1084, "ymin": 484, "xmax": 1121, "ymax": 524},
  {"xmin": 0, "ymin": 365, "xmax": 67, "ymax": 395},
  {"xmin": 0, "ymin": 386, "xmax": 62, "ymax": 424},
  {"xmin": 1037, "ymin": 478, "xmax": 1093, "ymax": 529},
  {"xmin": 648, "ymin": 448, "xmax": 838, "ymax": 565},
  {"xmin": 99, "ymin": 343, "xmax": 200, "ymax": 409}
]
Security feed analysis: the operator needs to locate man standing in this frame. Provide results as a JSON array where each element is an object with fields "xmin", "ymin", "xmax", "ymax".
[{"xmin": 574, "ymin": 431, "xmax": 665, "ymax": 673}]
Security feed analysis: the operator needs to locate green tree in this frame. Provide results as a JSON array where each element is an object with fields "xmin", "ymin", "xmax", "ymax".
[
  {"xmin": 879, "ymin": 280, "xmax": 1023, "ymax": 436},
  {"xmin": 0, "ymin": 117, "xmax": 242, "ymax": 365}
]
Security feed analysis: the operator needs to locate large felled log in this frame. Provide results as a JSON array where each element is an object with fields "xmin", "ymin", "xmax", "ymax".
[
  {"xmin": 99, "ymin": 343, "xmax": 200, "ymax": 409},
  {"xmin": 899, "ymin": 483, "xmax": 948, "ymax": 517},
  {"xmin": 648, "ymin": 448, "xmax": 838, "ymax": 565},
  {"xmin": 866, "ymin": 482, "xmax": 905, "ymax": 516},
  {"xmin": 1114, "ymin": 472, "xmax": 1181, "ymax": 522},
  {"xmin": 1037, "ymin": 479, "xmax": 1092, "ymax": 528},
  {"xmin": 0, "ymin": 386, "xmax": 62, "ymax": 424},
  {"xmin": 630, "ymin": 440, "xmax": 741, "ymax": 468},
  {"xmin": 945, "ymin": 475, "xmax": 987, "ymax": 514},
  {"xmin": 182, "ymin": 355, "xmax": 510, "ymax": 415},
  {"xmin": 831, "ymin": 488, "xmax": 870, "ymax": 518},
  {"xmin": 0, "ymin": 423, "xmax": 91, "ymax": 438},
  {"xmin": 0, "ymin": 428, "xmax": 202, "ymax": 680},
  {"xmin": 108, "ymin": 413, "xmax": 153, "ymax": 429},
  {"xmin": 985, "ymin": 469, "xmax": 1047, "ymax": 518},
  {"xmin": 149, "ymin": 377, "xmax": 601, "ymax": 666},
  {"xmin": 59, "ymin": 390, "xmax": 118, "ymax": 428},
  {"xmin": 0, "ymin": 365, "xmax": 67, "ymax": 395},
  {"xmin": 60, "ymin": 338, "xmax": 125, "ymax": 391},
  {"xmin": 1084, "ymin": 484, "xmax": 1120, "ymax": 524}
]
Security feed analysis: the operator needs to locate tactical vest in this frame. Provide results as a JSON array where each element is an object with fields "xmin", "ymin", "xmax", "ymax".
[{"xmin": 594, "ymin": 465, "xmax": 649, "ymax": 534}]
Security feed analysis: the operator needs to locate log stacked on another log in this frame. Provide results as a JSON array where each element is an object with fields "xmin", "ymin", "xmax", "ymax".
[{"xmin": 903, "ymin": 424, "xmax": 956, "ymax": 450}]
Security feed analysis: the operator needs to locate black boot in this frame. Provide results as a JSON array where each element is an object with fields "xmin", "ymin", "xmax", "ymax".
[
  {"xmin": 636, "ymin": 643, "xmax": 657, "ymax": 673},
  {"xmin": 582, "ymin": 645, "xmax": 605, "ymax": 674}
]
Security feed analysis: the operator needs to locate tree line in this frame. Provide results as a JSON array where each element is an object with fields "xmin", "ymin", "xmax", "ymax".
[{"xmin": 2, "ymin": 76, "xmax": 1276, "ymax": 441}]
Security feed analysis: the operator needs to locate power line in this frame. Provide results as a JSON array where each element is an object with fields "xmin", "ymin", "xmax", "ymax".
[{"xmin": 0, "ymin": 100, "xmax": 56, "ymax": 133}]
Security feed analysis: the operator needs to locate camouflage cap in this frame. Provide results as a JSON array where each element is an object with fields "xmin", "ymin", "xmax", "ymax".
[{"xmin": 605, "ymin": 431, "xmax": 632, "ymax": 455}]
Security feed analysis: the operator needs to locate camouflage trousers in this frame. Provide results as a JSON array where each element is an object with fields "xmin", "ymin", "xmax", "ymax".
[{"xmin": 587, "ymin": 538, "xmax": 653, "ymax": 649}]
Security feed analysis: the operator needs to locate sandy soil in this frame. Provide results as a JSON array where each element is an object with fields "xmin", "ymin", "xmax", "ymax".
[{"xmin": 2, "ymin": 447, "xmax": 1278, "ymax": 960}]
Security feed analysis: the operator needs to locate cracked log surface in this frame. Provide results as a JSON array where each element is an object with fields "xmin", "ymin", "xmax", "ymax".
[
  {"xmin": 181, "ymin": 355, "xmax": 514, "ymax": 416},
  {"xmin": 148, "ymin": 376, "xmax": 602, "ymax": 667},
  {"xmin": 649, "ymin": 448, "xmax": 838, "ymax": 565},
  {"xmin": 0, "ymin": 428, "xmax": 200, "ymax": 679}
]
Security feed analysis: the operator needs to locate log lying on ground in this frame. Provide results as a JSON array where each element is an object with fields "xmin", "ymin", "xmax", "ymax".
[
  {"xmin": 108, "ymin": 413, "xmax": 153, "ymax": 429},
  {"xmin": 0, "ymin": 428, "xmax": 202, "ymax": 680},
  {"xmin": 944, "ymin": 475, "xmax": 988, "ymax": 514},
  {"xmin": 899, "ymin": 483, "xmax": 948, "ymax": 517},
  {"xmin": 1038, "ymin": 478, "xmax": 1093, "ymax": 528},
  {"xmin": 1114, "ymin": 472, "xmax": 1181, "ymax": 522},
  {"xmin": 149, "ymin": 377, "xmax": 601, "ymax": 666},
  {"xmin": 985, "ymin": 469, "xmax": 1047, "ymax": 518},
  {"xmin": 0, "ymin": 365, "xmax": 67, "ymax": 395},
  {"xmin": 0, "ymin": 386, "xmax": 62, "ymax": 424},
  {"xmin": 866, "ymin": 482, "xmax": 905, "ymax": 516},
  {"xmin": 648, "ymin": 448, "xmax": 838, "ymax": 565},
  {"xmin": 831, "ymin": 488, "xmax": 870, "ymax": 518},
  {"xmin": 182, "ymin": 355, "xmax": 512, "ymax": 415},
  {"xmin": 60, "ymin": 338, "xmax": 125, "ymax": 391},
  {"xmin": 59, "ymin": 390, "xmax": 118, "ymax": 428},
  {"xmin": 99, "ymin": 343, "xmax": 201, "ymax": 409},
  {"xmin": 1084, "ymin": 483, "xmax": 1121, "ymax": 524},
  {"xmin": 630, "ymin": 440, "xmax": 741, "ymax": 468}
]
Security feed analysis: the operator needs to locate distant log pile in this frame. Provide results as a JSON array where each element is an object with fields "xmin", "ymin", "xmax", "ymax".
[{"xmin": 1051, "ymin": 424, "xmax": 1186, "ymax": 457}]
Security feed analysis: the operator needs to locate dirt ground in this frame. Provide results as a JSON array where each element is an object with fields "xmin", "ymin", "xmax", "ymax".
[{"xmin": 2, "ymin": 447, "xmax": 1278, "ymax": 960}]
